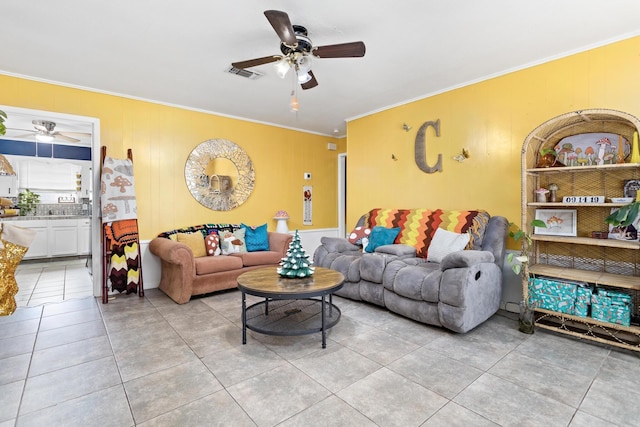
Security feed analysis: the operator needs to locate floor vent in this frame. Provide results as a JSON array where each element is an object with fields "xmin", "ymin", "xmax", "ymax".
[{"xmin": 225, "ymin": 66, "xmax": 264, "ymax": 80}]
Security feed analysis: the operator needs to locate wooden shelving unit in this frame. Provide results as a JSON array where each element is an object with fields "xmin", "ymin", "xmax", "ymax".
[{"xmin": 521, "ymin": 109, "xmax": 640, "ymax": 352}]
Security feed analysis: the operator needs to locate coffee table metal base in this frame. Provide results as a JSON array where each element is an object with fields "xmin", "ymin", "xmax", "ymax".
[{"xmin": 242, "ymin": 294, "xmax": 340, "ymax": 348}]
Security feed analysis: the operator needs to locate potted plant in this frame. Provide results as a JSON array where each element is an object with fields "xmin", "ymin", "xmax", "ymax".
[
  {"xmin": 507, "ymin": 219, "xmax": 546, "ymax": 333},
  {"xmin": 536, "ymin": 147, "xmax": 563, "ymax": 168},
  {"xmin": 18, "ymin": 189, "xmax": 40, "ymax": 216},
  {"xmin": 0, "ymin": 110, "xmax": 6, "ymax": 136}
]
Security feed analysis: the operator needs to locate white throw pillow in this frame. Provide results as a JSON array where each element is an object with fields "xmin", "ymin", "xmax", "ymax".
[{"xmin": 427, "ymin": 228, "xmax": 470, "ymax": 263}]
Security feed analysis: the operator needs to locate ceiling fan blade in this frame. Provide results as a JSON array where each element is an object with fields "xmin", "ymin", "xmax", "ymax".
[
  {"xmin": 58, "ymin": 131, "xmax": 92, "ymax": 137},
  {"xmin": 53, "ymin": 133, "xmax": 80, "ymax": 143},
  {"xmin": 232, "ymin": 55, "xmax": 282, "ymax": 69},
  {"xmin": 312, "ymin": 41, "xmax": 366, "ymax": 58},
  {"xmin": 264, "ymin": 10, "xmax": 297, "ymax": 47},
  {"xmin": 9, "ymin": 132, "xmax": 36, "ymax": 139},
  {"xmin": 301, "ymin": 71, "xmax": 318, "ymax": 90},
  {"xmin": 5, "ymin": 127, "xmax": 35, "ymax": 133}
]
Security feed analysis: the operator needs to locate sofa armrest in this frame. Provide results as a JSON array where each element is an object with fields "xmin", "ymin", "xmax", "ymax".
[
  {"xmin": 320, "ymin": 236, "xmax": 361, "ymax": 252},
  {"xmin": 268, "ymin": 232, "xmax": 293, "ymax": 257},
  {"xmin": 149, "ymin": 237, "xmax": 195, "ymax": 265},
  {"xmin": 440, "ymin": 250, "xmax": 495, "ymax": 270},
  {"xmin": 148, "ymin": 237, "xmax": 196, "ymax": 304}
]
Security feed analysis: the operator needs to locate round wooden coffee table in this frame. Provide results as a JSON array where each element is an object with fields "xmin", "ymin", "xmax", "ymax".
[{"xmin": 237, "ymin": 266, "xmax": 344, "ymax": 348}]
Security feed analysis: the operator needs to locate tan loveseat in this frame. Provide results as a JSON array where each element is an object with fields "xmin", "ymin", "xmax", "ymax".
[{"xmin": 149, "ymin": 223, "xmax": 292, "ymax": 304}]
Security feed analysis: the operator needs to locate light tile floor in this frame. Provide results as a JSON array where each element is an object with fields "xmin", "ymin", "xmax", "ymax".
[
  {"xmin": 1, "ymin": 283, "xmax": 639, "ymax": 426},
  {"xmin": 14, "ymin": 257, "xmax": 94, "ymax": 307}
]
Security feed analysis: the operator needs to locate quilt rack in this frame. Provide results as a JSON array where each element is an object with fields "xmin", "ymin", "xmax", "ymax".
[{"xmin": 100, "ymin": 146, "xmax": 144, "ymax": 303}]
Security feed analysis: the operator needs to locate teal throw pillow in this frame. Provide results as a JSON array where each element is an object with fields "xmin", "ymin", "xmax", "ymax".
[
  {"xmin": 365, "ymin": 226, "xmax": 400, "ymax": 253},
  {"xmin": 241, "ymin": 223, "xmax": 270, "ymax": 252}
]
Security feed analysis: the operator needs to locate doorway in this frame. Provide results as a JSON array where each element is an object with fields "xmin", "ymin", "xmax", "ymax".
[
  {"xmin": 0, "ymin": 104, "xmax": 102, "ymax": 296},
  {"xmin": 338, "ymin": 153, "xmax": 347, "ymax": 238}
]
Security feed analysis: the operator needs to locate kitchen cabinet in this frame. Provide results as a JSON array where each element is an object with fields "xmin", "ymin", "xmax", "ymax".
[
  {"xmin": 0, "ymin": 175, "xmax": 17, "ymax": 197},
  {"xmin": 18, "ymin": 220, "xmax": 49, "ymax": 259},
  {"xmin": 77, "ymin": 218, "xmax": 91, "ymax": 255},
  {"xmin": 50, "ymin": 219, "xmax": 79, "ymax": 256},
  {"xmin": 17, "ymin": 158, "xmax": 78, "ymax": 191},
  {"xmin": 6, "ymin": 217, "xmax": 91, "ymax": 259}
]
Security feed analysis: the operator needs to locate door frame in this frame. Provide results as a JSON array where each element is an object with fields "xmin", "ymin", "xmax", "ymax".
[
  {"xmin": 338, "ymin": 153, "xmax": 347, "ymax": 238},
  {"xmin": 0, "ymin": 104, "xmax": 102, "ymax": 295}
]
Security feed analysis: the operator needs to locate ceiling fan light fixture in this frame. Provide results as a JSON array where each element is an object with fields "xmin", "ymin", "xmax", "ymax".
[
  {"xmin": 35, "ymin": 134, "xmax": 54, "ymax": 142},
  {"xmin": 296, "ymin": 55, "xmax": 312, "ymax": 74},
  {"xmin": 297, "ymin": 72, "xmax": 312, "ymax": 84},
  {"xmin": 274, "ymin": 58, "xmax": 291, "ymax": 79}
]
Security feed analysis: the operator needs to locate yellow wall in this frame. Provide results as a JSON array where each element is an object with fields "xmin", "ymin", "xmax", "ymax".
[
  {"xmin": 346, "ymin": 36, "xmax": 640, "ymax": 242},
  {"xmin": 0, "ymin": 75, "xmax": 345, "ymax": 238}
]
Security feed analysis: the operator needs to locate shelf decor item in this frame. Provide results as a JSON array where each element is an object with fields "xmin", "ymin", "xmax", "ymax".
[
  {"xmin": 605, "ymin": 201, "xmax": 640, "ymax": 241},
  {"xmin": 631, "ymin": 131, "xmax": 640, "ymax": 164},
  {"xmin": 548, "ymin": 183, "xmax": 559, "ymax": 202},
  {"xmin": 623, "ymin": 179, "xmax": 640, "ymax": 201},
  {"xmin": 554, "ymin": 132, "xmax": 629, "ymax": 166},
  {"xmin": 534, "ymin": 188, "xmax": 549, "ymax": 203},
  {"xmin": 534, "ymin": 209, "xmax": 577, "ymax": 236}
]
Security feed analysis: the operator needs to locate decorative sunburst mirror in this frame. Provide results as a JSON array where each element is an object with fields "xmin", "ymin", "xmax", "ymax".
[{"xmin": 184, "ymin": 139, "xmax": 255, "ymax": 211}]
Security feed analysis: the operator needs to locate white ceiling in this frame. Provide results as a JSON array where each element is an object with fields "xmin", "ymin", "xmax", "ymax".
[{"xmin": 1, "ymin": 1, "xmax": 640, "ymax": 137}]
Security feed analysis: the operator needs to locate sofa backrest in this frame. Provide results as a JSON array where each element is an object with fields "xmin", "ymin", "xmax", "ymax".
[
  {"xmin": 157, "ymin": 223, "xmax": 241, "ymax": 239},
  {"xmin": 357, "ymin": 208, "xmax": 491, "ymax": 259}
]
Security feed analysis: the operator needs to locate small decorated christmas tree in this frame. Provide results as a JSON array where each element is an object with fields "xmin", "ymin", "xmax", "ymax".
[{"xmin": 278, "ymin": 230, "xmax": 315, "ymax": 278}]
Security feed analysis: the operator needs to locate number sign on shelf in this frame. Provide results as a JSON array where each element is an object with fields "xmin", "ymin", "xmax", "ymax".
[{"xmin": 561, "ymin": 196, "xmax": 605, "ymax": 204}]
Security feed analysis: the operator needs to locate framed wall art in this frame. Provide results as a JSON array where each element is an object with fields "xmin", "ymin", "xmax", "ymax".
[{"xmin": 534, "ymin": 209, "xmax": 577, "ymax": 236}]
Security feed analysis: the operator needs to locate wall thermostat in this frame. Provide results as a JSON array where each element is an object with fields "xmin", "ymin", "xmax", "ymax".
[{"xmin": 304, "ymin": 172, "xmax": 311, "ymax": 180}]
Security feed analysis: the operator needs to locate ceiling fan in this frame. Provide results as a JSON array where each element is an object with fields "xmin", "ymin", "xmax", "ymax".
[
  {"xmin": 232, "ymin": 10, "xmax": 366, "ymax": 90},
  {"xmin": 10, "ymin": 120, "xmax": 91, "ymax": 143}
]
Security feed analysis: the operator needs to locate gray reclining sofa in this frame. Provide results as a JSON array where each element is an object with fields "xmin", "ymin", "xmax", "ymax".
[{"xmin": 313, "ymin": 208, "xmax": 509, "ymax": 333}]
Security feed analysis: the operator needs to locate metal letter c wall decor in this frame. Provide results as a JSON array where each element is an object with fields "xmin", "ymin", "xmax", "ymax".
[{"xmin": 414, "ymin": 119, "xmax": 443, "ymax": 173}]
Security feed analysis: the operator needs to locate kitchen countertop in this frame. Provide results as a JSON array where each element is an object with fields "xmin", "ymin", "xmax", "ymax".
[{"xmin": 0, "ymin": 215, "xmax": 92, "ymax": 221}]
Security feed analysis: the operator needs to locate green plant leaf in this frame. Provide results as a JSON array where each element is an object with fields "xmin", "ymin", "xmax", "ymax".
[
  {"xmin": 531, "ymin": 219, "xmax": 546, "ymax": 228},
  {"xmin": 605, "ymin": 201, "xmax": 640, "ymax": 226},
  {"xmin": 539, "ymin": 147, "xmax": 557, "ymax": 157}
]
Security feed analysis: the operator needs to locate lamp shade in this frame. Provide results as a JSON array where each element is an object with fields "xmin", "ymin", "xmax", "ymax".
[
  {"xmin": 297, "ymin": 72, "xmax": 312, "ymax": 84},
  {"xmin": 274, "ymin": 58, "xmax": 291, "ymax": 79},
  {"xmin": 296, "ymin": 55, "xmax": 312, "ymax": 74},
  {"xmin": 274, "ymin": 210, "xmax": 289, "ymax": 219}
]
